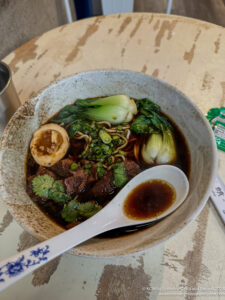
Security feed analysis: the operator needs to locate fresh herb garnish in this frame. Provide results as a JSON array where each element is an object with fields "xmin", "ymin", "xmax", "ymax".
[
  {"xmin": 113, "ymin": 163, "xmax": 128, "ymax": 188},
  {"xmin": 61, "ymin": 199, "xmax": 102, "ymax": 222},
  {"xmin": 70, "ymin": 162, "xmax": 78, "ymax": 170},
  {"xmin": 32, "ymin": 175, "xmax": 70, "ymax": 203}
]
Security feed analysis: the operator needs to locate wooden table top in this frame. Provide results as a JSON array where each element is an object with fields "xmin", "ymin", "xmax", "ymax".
[{"xmin": 1, "ymin": 13, "xmax": 225, "ymax": 299}]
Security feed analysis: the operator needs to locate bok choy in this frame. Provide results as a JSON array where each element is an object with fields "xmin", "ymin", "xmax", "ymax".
[
  {"xmin": 52, "ymin": 95, "xmax": 137, "ymax": 125},
  {"xmin": 130, "ymin": 98, "xmax": 177, "ymax": 164},
  {"xmin": 141, "ymin": 133, "xmax": 162, "ymax": 164},
  {"xmin": 156, "ymin": 130, "xmax": 176, "ymax": 164},
  {"xmin": 141, "ymin": 130, "xmax": 176, "ymax": 164}
]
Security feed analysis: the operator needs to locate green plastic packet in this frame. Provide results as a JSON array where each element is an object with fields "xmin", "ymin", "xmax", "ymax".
[{"xmin": 206, "ymin": 107, "xmax": 225, "ymax": 151}]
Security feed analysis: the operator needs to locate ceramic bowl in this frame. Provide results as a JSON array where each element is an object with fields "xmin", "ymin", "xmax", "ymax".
[{"xmin": 0, "ymin": 70, "xmax": 217, "ymax": 257}]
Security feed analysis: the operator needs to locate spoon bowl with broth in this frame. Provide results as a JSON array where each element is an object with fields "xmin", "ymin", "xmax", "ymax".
[{"xmin": 0, "ymin": 164, "xmax": 188, "ymax": 292}]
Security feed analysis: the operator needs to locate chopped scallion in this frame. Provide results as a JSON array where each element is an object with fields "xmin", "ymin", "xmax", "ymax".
[{"xmin": 70, "ymin": 163, "xmax": 78, "ymax": 170}]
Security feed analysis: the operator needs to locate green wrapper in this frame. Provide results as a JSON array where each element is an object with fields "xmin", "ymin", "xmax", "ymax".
[{"xmin": 206, "ymin": 107, "xmax": 225, "ymax": 152}]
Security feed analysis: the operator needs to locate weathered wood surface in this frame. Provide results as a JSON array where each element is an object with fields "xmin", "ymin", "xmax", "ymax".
[
  {"xmin": 135, "ymin": 0, "xmax": 225, "ymax": 27},
  {"xmin": 1, "ymin": 13, "xmax": 225, "ymax": 300}
]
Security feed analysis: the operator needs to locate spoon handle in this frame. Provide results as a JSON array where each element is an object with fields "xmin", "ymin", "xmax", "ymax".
[{"xmin": 0, "ymin": 208, "xmax": 118, "ymax": 292}]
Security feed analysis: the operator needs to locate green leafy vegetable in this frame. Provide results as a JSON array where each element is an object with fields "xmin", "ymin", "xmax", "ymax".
[
  {"xmin": 52, "ymin": 114, "xmax": 81, "ymax": 126},
  {"xmin": 32, "ymin": 175, "xmax": 54, "ymax": 198},
  {"xmin": 61, "ymin": 199, "xmax": 79, "ymax": 222},
  {"xmin": 32, "ymin": 175, "xmax": 70, "ymax": 203},
  {"xmin": 141, "ymin": 133, "xmax": 163, "ymax": 164},
  {"xmin": 150, "ymin": 112, "xmax": 172, "ymax": 132},
  {"xmin": 55, "ymin": 105, "xmax": 80, "ymax": 119},
  {"xmin": 48, "ymin": 181, "xmax": 71, "ymax": 203},
  {"xmin": 141, "ymin": 130, "xmax": 176, "ymax": 164},
  {"xmin": 136, "ymin": 98, "xmax": 160, "ymax": 114},
  {"xmin": 130, "ymin": 115, "xmax": 158, "ymax": 135},
  {"xmin": 130, "ymin": 98, "xmax": 172, "ymax": 135},
  {"xmin": 84, "ymin": 105, "xmax": 129, "ymax": 124},
  {"xmin": 156, "ymin": 129, "xmax": 176, "ymax": 164},
  {"xmin": 113, "ymin": 163, "xmax": 128, "ymax": 188},
  {"xmin": 77, "ymin": 95, "xmax": 135, "ymax": 112},
  {"xmin": 51, "ymin": 105, "xmax": 84, "ymax": 126},
  {"xmin": 48, "ymin": 190, "xmax": 70, "ymax": 203},
  {"xmin": 61, "ymin": 199, "xmax": 102, "ymax": 222},
  {"xmin": 69, "ymin": 119, "xmax": 92, "ymax": 137},
  {"xmin": 130, "ymin": 98, "xmax": 176, "ymax": 165},
  {"xmin": 76, "ymin": 202, "xmax": 101, "ymax": 218},
  {"xmin": 52, "ymin": 95, "xmax": 137, "ymax": 126}
]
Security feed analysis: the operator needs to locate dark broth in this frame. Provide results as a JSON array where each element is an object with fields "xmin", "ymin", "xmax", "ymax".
[
  {"xmin": 124, "ymin": 179, "xmax": 175, "ymax": 220},
  {"xmin": 26, "ymin": 103, "xmax": 191, "ymax": 233}
]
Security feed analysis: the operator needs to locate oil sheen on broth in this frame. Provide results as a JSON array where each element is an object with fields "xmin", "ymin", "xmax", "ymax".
[{"xmin": 123, "ymin": 179, "xmax": 176, "ymax": 220}]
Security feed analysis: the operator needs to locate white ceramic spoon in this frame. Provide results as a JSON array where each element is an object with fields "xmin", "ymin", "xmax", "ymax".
[{"xmin": 0, "ymin": 165, "xmax": 189, "ymax": 292}]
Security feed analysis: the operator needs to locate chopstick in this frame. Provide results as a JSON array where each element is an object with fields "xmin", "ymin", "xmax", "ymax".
[{"xmin": 210, "ymin": 174, "xmax": 225, "ymax": 224}]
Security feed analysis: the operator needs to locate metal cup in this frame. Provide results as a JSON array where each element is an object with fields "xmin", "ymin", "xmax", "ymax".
[{"xmin": 0, "ymin": 61, "xmax": 20, "ymax": 130}]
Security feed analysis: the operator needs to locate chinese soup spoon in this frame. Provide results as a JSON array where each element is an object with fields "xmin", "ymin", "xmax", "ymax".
[{"xmin": 0, "ymin": 165, "xmax": 189, "ymax": 291}]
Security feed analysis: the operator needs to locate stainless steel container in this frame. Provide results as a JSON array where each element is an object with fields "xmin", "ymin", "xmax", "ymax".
[{"xmin": 0, "ymin": 61, "xmax": 20, "ymax": 130}]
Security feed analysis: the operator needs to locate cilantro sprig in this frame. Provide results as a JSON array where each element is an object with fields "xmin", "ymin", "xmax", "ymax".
[
  {"xmin": 61, "ymin": 199, "xmax": 102, "ymax": 222},
  {"xmin": 32, "ymin": 175, "xmax": 70, "ymax": 203}
]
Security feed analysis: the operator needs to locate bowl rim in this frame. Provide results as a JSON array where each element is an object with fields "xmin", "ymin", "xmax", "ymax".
[{"xmin": 0, "ymin": 69, "xmax": 218, "ymax": 257}]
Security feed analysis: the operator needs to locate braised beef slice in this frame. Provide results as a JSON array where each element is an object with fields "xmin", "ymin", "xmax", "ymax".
[
  {"xmin": 80, "ymin": 160, "xmax": 98, "ymax": 184},
  {"xmin": 64, "ymin": 169, "xmax": 89, "ymax": 194},
  {"xmin": 90, "ymin": 171, "xmax": 115, "ymax": 198},
  {"xmin": 88, "ymin": 165, "xmax": 98, "ymax": 183},
  {"xmin": 80, "ymin": 159, "xmax": 91, "ymax": 166},
  {"xmin": 49, "ymin": 158, "xmax": 74, "ymax": 177},
  {"xmin": 124, "ymin": 160, "xmax": 141, "ymax": 178},
  {"xmin": 90, "ymin": 160, "xmax": 141, "ymax": 198},
  {"xmin": 37, "ymin": 166, "xmax": 58, "ymax": 180}
]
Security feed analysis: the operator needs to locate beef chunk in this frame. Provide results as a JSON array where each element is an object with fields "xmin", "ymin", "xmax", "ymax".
[
  {"xmin": 80, "ymin": 159, "xmax": 91, "ymax": 166},
  {"xmin": 80, "ymin": 160, "xmax": 98, "ymax": 184},
  {"xmin": 90, "ymin": 171, "xmax": 115, "ymax": 198},
  {"xmin": 88, "ymin": 166, "xmax": 98, "ymax": 183},
  {"xmin": 90, "ymin": 160, "xmax": 141, "ymax": 198},
  {"xmin": 37, "ymin": 166, "xmax": 58, "ymax": 180},
  {"xmin": 124, "ymin": 160, "xmax": 141, "ymax": 178},
  {"xmin": 63, "ymin": 160, "xmax": 98, "ymax": 194},
  {"xmin": 49, "ymin": 158, "xmax": 74, "ymax": 177},
  {"xmin": 64, "ymin": 169, "xmax": 89, "ymax": 194}
]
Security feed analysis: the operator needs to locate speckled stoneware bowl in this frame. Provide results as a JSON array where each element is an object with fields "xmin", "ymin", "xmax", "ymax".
[{"xmin": 0, "ymin": 70, "xmax": 217, "ymax": 257}]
